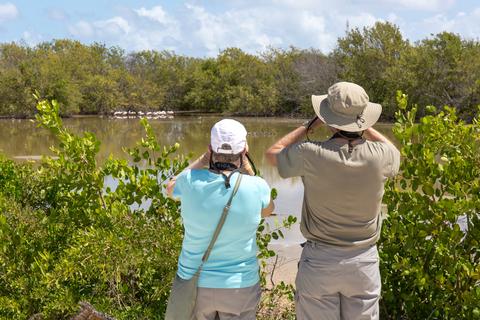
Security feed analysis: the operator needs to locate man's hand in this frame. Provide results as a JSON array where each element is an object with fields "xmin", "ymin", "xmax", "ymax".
[
  {"xmin": 261, "ymin": 199, "xmax": 275, "ymax": 217},
  {"xmin": 363, "ymin": 127, "xmax": 395, "ymax": 146},
  {"xmin": 265, "ymin": 117, "xmax": 323, "ymax": 167}
]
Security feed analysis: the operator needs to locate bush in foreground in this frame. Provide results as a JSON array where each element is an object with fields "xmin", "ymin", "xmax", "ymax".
[
  {"xmin": 380, "ymin": 92, "xmax": 480, "ymax": 319},
  {"xmin": 0, "ymin": 99, "xmax": 188, "ymax": 318}
]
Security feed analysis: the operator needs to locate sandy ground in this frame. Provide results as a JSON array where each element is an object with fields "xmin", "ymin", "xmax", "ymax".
[{"xmin": 264, "ymin": 243, "xmax": 303, "ymax": 286}]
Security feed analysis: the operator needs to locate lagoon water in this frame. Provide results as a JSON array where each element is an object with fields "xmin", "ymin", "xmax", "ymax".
[{"xmin": 0, "ymin": 116, "xmax": 396, "ymax": 246}]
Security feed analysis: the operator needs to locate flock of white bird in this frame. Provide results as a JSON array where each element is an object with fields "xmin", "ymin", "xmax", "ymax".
[{"xmin": 111, "ymin": 110, "xmax": 174, "ymax": 119}]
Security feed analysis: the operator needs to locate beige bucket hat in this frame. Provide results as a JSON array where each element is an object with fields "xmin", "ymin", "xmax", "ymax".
[{"xmin": 311, "ymin": 82, "xmax": 382, "ymax": 132}]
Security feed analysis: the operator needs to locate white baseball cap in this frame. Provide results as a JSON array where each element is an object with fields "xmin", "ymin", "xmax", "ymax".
[{"xmin": 210, "ymin": 119, "xmax": 247, "ymax": 154}]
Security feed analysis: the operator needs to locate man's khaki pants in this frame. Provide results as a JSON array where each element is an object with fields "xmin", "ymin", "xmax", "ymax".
[
  {"xmin": 295, "ymin": 241, "xmax": 381, "ymax": 320},
  {"xmin": 193, "ymin": 282, "xmax": 261, "ymax": 320}
]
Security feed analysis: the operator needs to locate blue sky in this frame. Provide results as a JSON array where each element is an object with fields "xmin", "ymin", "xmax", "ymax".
[{"xmin": 0, "ymin": 0, "xmax": 479, "ymax": 57}]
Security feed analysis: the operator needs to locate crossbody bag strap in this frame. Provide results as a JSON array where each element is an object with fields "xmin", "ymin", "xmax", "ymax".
[{"xmin": 199, "ymin": 173, "xmax": 243, "ymax": 269}]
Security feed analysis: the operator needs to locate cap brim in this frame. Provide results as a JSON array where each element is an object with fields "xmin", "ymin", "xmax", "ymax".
[{"xmin": 311, "ymin": 95, "xmax": 382, "ymax": 132}]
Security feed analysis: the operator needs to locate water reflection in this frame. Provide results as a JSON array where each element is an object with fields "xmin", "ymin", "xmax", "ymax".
[{"xmin": 0, "ymin": 116, "xmax": 396, "ymax": 244}]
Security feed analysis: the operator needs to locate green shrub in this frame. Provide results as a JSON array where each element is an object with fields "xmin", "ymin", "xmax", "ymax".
[
  {"xmin": 0, "ymin": 99, "xmax": 188, "ymax": 319},
  {"xmin": 380, "ymin": 92, "xmax": 480, "ymax": 319},
  {"xmin": 256, "ymin": 214, "xmax": 297, "ymax": 320},
  {"xmin": 0, "ymin": 99, "xmax": 296, "ymax": 319}
]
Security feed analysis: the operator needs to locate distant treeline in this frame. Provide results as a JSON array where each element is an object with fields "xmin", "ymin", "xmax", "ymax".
[{"xmin": 1, "ymin": 22, "xmax": 479, "ymax": 120}]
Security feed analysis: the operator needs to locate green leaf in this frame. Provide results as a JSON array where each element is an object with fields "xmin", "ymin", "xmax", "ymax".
[
  {"xmin": 271, "ymin": 188, "xmax": 278, "ymax": 200},
  {"xmin": 422, "ymin": 184, "xmax": 434, "ymax": 196}
]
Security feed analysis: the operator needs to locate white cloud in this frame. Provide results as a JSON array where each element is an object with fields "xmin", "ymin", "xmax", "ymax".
[
  {"xmin": 298, "ymin": 9, "xmax": 382, "ymax": 51},
  {"xmin": 185, "ymin": 4, "xmax": 283, "ymax": 55},
  {"xmin": 300, "ymin": 12, "xmax": 335, "ymax": 49},
  {"xmin": 68, "ymin": 6, "xmax": 183, "ymax": 52},
  {"xmin": 242, "ymin": 1, "xmax": 385, "ymax": 52},
  {"xmin": 48, "ymin": 8, "xmax": 68, "ymax": 21},
  {"xmin": 185, "ymin": 4, "xmax": 227, "ymax": 54},
  {"xmin": 132, "ymin": 5, "xmax": 181, "ymax": 50},
  {"xmin": 472, "ymin": 7, "xmax": 480, "ymax": 17},
  {"xmin": 64, "ymin": 2, "xmax": 386, "ymax": 56},
  {"xmin": 69, "ymin": 20, "xmax": 94, "ymax": 37},
  {"xmin": 446, "ymin": 8, "xmax": 480, "ymax": 39},
  {"xmin": 387, "ymin": 13, "xmax": 399, "ymax": 23},
  {"xmin": 385, "ymin": 0, "xmax": 455, "ymax": 11},
  {"xmin": 135, "ymin": 6, "xmax": 176, "ymax": 25},
  {"xmin": 60, "ymin": 1, "xmax": 479, "ymax": 56},
  {"xmin": 400, "ymin": 6, "xmax": 480, "ymax": 41},
  {"xmin": 69, "ymin": 17, "xmax": 132, "ymax": 40},
  {"xmin": 422, "ymin": 14, "xmax": 455, "ymax": 32},
  {"xmin": 0, "ymin": 2, "xmax": 18, "ymax": 22},
  {"xmin": 93, "ymin": 17, "xmax": 131, "ymax": 36},
  {"xmin": 271, "ymin": 0, "xmax": 319, "ymax": 7},
  {"xmin": 21, "ymin": 31, "xmax": 42, "ymax": 46},
  {"xmin": 343, "ymin": 12, "xmax": 379, "ymax": 29}
]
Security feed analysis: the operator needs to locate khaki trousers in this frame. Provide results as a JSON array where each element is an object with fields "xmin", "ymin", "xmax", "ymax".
[
  {"xmin": 193, "ymin": 282, "xmax": 261, "ymax": 320},
  {"xmin": 295, "ymin": 241, "xmax": 381, "ymax": 320}
]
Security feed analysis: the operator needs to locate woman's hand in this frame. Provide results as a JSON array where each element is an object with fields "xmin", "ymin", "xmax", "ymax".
[
  {"xmin": 186, "ymin": 149, "xmax": 211, "ymax": 170},
  {"xmin": 241, "ymin": 151, "xmax": 255, "ymax": 176},
  {"xmin": 200, "ymin": 149, "xmax": 211, "ymax": 167}
]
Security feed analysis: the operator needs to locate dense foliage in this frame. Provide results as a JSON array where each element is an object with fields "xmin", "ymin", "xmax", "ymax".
[
  {"xmin": 380, "ymin": 92, "xmax": 480, "ymax": 319},
  {"xmin": 0, "ymin": 98, "xmax": 190, "ymax": 318},
  {"xmin": 1, "ymin": 22, "xmax": 480, "ymax": 120}
]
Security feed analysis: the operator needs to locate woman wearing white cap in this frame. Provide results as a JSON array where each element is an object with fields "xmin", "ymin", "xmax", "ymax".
[{"xmin": 166, "ymin": 119, "xmax": 274, "ymax": 320}]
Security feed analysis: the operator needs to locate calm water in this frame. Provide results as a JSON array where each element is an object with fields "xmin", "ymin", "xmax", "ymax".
[{"xmin": 0, "ymin": 116, "xmax": 395, "ymax": 244}]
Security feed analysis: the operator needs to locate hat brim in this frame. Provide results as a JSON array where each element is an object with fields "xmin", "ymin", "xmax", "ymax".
[{"xmin": 311, "ymin": 94, "xmax": 382, "ymax": 132}]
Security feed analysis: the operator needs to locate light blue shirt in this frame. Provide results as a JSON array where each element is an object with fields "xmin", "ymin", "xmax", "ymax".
[{"xmin": 173, "ymin": 169, "xmax": 271, "ymax": 288}]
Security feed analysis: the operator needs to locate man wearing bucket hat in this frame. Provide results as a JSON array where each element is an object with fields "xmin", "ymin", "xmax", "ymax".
[
  {"xmin": 167, "ymin": 119, "xmax": 274, "ymax": 320},
  {"xmin": 266, "ymin": 82, "xmax": 400, "ymax": 319}
]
